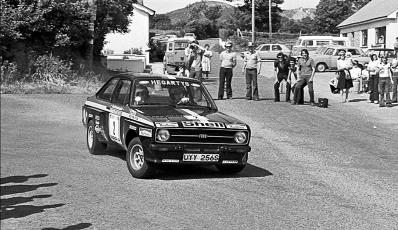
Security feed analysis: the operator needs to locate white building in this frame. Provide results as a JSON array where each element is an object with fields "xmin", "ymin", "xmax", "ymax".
[
  {"xmin": 337, "ymin": 0, "xmax": 398, "ymax": 51},
  {"xmin": 102, "ymin": 2, "xmax": 155, "ymax": 64}
]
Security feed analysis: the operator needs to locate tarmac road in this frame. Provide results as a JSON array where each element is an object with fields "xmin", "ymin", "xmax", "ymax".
[{"xmin": 1, "ymin": 61, "xmax": 398, "ymax": 229}]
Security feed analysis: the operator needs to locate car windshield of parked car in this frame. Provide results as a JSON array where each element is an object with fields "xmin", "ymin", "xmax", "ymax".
[{"xmin": 132, "ymin": 79, "xmax": 213, "ymax": 108}]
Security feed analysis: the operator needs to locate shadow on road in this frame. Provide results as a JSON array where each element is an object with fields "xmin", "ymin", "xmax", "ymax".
[
  {"xmin": 153, "ymin": 163, "xmax": 273, "ymax": 180},
  {"xmin": 42, "ymin": 223, "xmax": 93, "ymax": 230},
  {"xmin": 0, "ymin": 174, "xmax": 65, "ymax": 221}
]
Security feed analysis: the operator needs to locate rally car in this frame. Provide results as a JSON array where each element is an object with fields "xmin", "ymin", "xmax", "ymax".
[{"xmin": 82, "ymin": 73, "xmax": 251, "ymax": 178}]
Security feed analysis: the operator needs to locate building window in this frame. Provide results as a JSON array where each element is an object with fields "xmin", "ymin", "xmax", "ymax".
[
  {"xmin": 361, "ymin": 30, "xmax": 368, "ymax": 46},
  {"xmin": 376, "ymin": 27, "xmax": 386, "ymax": 44}
]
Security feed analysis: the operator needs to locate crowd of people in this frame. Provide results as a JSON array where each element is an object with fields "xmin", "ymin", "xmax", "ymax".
[{"xmin": 182, "ymin": 40, "xmax": 398, "ymax": 107}]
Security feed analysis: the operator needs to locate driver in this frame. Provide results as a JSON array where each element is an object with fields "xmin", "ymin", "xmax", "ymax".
[
  {"xmin": 169, "ymin": 86, "xmax": 191, "ymax": 105},
  {"xmin": 134, "ymin": 85, "xmax": 150, "ymax": 105}
]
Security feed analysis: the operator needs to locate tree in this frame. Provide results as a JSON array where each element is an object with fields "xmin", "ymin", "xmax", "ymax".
[
  {"xmin": 150, "ymin": 14, "xmax": 172, "ymax": 30},
  {"xmin": 314, "ymin": 0, "xmax": 372, "ymax": 33}
]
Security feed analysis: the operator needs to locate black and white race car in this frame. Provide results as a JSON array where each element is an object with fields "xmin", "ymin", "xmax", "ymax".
[{"xmin": 82, "ymin": 73, "xmax": 251, "ymax": 178}]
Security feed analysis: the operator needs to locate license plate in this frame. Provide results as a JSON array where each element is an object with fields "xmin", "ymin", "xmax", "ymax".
[{"xmin": 183, "ymin": 154, "xmax": 219, "ymax": 162}]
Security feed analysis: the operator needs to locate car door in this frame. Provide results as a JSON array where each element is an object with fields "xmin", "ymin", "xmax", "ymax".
[
  {"xmin": 322, "ymin": 48, "xmax": 335, "ymax": 68},
  {"xmin": 271, "ymin": 45, "xmax": 283, "ymax": 59},
  {"xmin": 108, "ymin": 78, "xmax": 132, "ymax": 146},
  {"xmin": 258, "ymin": 45, "xmax": 270, "ymax": 60},
  {"xmin": 95, "ymin": 77, "xmax": 120, "ymax": 142}
]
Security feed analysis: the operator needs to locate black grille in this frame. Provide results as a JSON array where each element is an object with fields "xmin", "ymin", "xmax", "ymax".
[{"xmin": 157, "ymin": 129, "xmax": 248, "ymax": 144}]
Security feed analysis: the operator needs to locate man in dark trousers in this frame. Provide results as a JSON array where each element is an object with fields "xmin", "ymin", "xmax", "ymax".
[
  {"xmin": 273, "ymin": 53, "xmax": 291, "ymax": 102},
  {"xmin": 218, "ymin": 41, "xmax": 237, "ymax": 100},
  {"xmin": 242, "ymin": 42, "xmax": 261, "ymax": 101}
]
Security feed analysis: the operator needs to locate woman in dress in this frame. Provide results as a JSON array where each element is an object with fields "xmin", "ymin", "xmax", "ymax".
[
  {"xmin": 201, "ymin": 44, "xmax": 212, "ymax": 79},
  {"xmin": 336, "ymin": 50, "xmax": 353, "ymax": 102}
]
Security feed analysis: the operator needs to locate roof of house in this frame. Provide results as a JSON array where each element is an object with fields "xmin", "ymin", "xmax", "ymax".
[
  {"xmin": 133, "ymin": 3, "xmax": 155, "ymax": 16},
  {"xmin": 337, "ymin": 0, "xmax": 398, "ymax": 28}
]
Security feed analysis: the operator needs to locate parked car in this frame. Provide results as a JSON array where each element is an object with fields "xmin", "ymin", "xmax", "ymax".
[
  {"xmin": 183, "ymin": 33, "xmax": 196, "ymax": 39},
  {"xmin": 364, "ymin": 48, "xmax": 395, "ymax": 62},
  {"xmin": 163, "ymin": 37, "xmax": 195, "ymax": 74},
  {"xmin": 240, "ymin": 44, "xmax": 291, "ymax": 60},
  {"xmin": 82, "ymin": 73, "xmax": 252, "ymax": 178},
  {"xmin": 310, "ymin": 46, "xmax": 369, "ymax": 72},
  {"xmin": 291, "ymin": 36, "xmax": 351, "ymax": 56}
]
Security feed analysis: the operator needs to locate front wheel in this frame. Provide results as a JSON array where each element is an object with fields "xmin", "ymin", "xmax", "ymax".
[
  {"xmin": 126, "ymin": 137, "xmax": 153, "ymax": 179},
  {"xmin": 316, "ymin": 63, "xmax": 327, "ymax": 72},
  {"xmin": 87, "ymin": 120, "xmax": 106, "ymax": 155}
]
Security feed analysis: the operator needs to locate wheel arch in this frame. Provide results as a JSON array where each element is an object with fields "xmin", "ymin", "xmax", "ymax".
[{"xmin": 125, "ymin": 130, "xmax": 139, "ymax": 147}]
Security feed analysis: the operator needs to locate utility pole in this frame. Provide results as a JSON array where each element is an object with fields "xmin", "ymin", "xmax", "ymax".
[
  {"xmin": 269, "ymin": 0, "xmax": 272, "ymax": 43},
  {"xmin": 87, "ymin": 0, "xmax": 96, "ymax": 71},
  {"xmin": 252, "ymin": 0, "xmax": 255, "ymax": 43}
]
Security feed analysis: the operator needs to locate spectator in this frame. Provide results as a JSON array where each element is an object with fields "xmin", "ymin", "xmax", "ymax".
[
  {"xmin": 336, "ymin": 50, "xmax": 353, "ymax": 103},
  {"xmin": 288, "ymin": 57, "xmax": 305, "ymax": 104},
  {"xmin": 349, "ymin": 60, "xmax": 363, "ymax": 92},
  {"xmin": 377, "ymin": 56, "xmax": 393, "ymax": 107},
  {"xmin": 273, "ymin": 52, "xmax": 290, "ymax": 102},
  {"xmin": 218, "ymin": 41, "xmax": 237, "ymax": 100},
  {"xmin": 394, "ymin": 37, "xmax": 398, "ymax": 56},
  {"xmin": 242, "ymin": 42, "xmax": 261, "ymax": 101},
  {"xmin": 391, "ymin": 52, "xmax": 398, "ymax": 103},
  {"xmin": 292, "ymin": 49, "xmax": 316, "ymax": 106},
  {"xmin": 367, "ymin": 54, "xmax": 380, "ymax": 104},
  {"xmin": 202, "ymin": 44, "xmax": 212, "ymax": 79}
]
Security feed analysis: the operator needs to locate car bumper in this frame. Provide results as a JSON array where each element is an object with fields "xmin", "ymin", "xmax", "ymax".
[{"xmin": 146, "ymin": 144, "xmax": 251, "ymax": 165}]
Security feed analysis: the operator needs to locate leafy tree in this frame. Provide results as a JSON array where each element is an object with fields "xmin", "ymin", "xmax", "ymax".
[
  {"xmin": 150, "ymin": 14, "xmax": 172, "ymax": 30},
  {"xmin": 221, "ymin": 8, "xmax": 251, "ymax": 31},
  {"xmin": 314, "ymin": 0, "xmax": 372, "ymax": 33},
  {"xmin": 185, "ymin": 1, "xmax": 222, "ymax": 39}
]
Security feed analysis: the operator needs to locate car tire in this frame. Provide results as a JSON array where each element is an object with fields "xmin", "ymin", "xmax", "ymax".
[
  {"xmin": 216, "ymin": 164, "xmax": 246, "ymax": 174},
  {"xmin": 87, "ymin": 120, "xmax": 107, "ymax": 155},
  {"xmin": 316, "ymin": 63, "xmax": 327, "ymax": 72},
  {"xmin": 126, "ymin": 137, "xmax": 153, "ymax": 179}
]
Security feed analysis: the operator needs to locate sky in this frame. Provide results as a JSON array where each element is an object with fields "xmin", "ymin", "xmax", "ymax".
[{"xmin": 144, "ymin": 0, "xmax": 321, "ymax": 14}]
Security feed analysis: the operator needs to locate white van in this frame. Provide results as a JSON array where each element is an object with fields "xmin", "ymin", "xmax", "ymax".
[{"xmin": 292, "ymin": 36, "xmax": 351, "ymax": 56}]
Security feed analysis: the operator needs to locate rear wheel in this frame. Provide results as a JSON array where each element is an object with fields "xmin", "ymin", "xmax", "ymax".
[
  {"xmin": 126, "ymin": 137, "xmax": 153, "ymax": 179},
  {"xmin": 86, "ymin": 120, "xmax": 106, "ymax": 155},
  {"xmin": 316, "ymin": 63, "xmax": 327, "ymax": 72}
]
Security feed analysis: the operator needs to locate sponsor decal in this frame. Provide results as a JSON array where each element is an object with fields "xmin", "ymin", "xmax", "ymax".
[
  {"xmin": 111, "ymin": 104, "xmax": 123, "ymax": 110},
  {"xmin": 139, "ymin": 81, "xmax": 150, "ymax": 84},
  {"xmin": 182, "ymin": 121, "xmax": 225, "ymax": 128},
  {"xmin": 139, "ymin": 127, "xmax": 152, "ymax": 137},
  {"xmin": 89, "ymin": 114, "xmax": 93, "ymax": 118},
  {"xmin": 226, "ymin": 124, "xmax": 247, "ymax": 130},
  {"xmin": 155, "ymin": 122, "xmax": 179, "ymax": 128},
  {"xmin": 222, "ymin": 160, "xmax": 238, "ymax": 164},
  {"xmin": 129, "ymin": 109, "xmax": 138, "ymax": 120},
  {"xmin": 110, "ymin": 108, "xmax": 122, "ymax": 115},
  {"xmin": 95, "ymin": 125, "xmax": 104, "ymax": 134},
  {"xmin": 129, "ymin": 125, "xmax": 137, "ymax": 130},
  {"xmin": 162, "ymin": 159, "xmax": 179, "ymax": 163},
  {"xmin": 191, "ymin": 83, "xmax": 200, "ymax": 87},
  {"xmin": 95, "ymin": 115, "xmax": 100, "ymax": 120},
  {"xmin": 150, "ymin": 80, "xmax": 190, "ymax": 86},
  {"xmin": 95, "ymin": 121, "xmax": 100, "ymax": 125}
]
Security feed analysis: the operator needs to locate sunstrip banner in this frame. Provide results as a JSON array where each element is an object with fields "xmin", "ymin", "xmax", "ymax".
[{"xmin": 84, "ymin": 101, "xmax": 154, "ymax": 127}]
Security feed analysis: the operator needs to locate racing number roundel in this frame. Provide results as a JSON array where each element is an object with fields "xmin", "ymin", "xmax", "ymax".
[{"xmin": 109, "ymin": 114, "xmax": 121, "ymax": 144}]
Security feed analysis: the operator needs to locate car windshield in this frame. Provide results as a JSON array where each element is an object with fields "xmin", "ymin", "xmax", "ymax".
[{"xmin": 132, "ymin": 79, "xmax": 214, "ymax": 109}]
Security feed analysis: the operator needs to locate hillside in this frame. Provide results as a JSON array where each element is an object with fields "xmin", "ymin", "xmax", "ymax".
[
  {"xmin": 165, "ymin": 1, "xmax": 235, "ymax": 23},
  {"xmin": 280, "ymin": 7, "xmax": 316, "ymax": 20}
]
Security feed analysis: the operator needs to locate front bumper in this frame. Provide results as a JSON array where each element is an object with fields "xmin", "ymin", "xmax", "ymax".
[{"xmin": 146, "ymin": 144, "xmax": 251, "ymax": 165}]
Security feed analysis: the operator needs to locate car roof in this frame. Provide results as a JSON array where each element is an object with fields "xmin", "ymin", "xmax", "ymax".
[
  {"xmin": 168, "ymin": 37, "xmax": 195, "ymax": 42},
  {"xmin": 112, "ymin": 73, "xmax": 201, "ymax": 82}
]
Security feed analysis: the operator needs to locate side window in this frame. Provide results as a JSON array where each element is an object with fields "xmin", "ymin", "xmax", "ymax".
[
  {"xmin": 324, "ymin": 48, "xmax": 334, "ymax": 56},
  {"xmin": 303, "ymin": 40, "xmax": 313, "ymax": 46},
  {"xmin": 272, "ymin": 45, "xmax": 282, "ymax": 51},
  {"xmin": 168, "ymin": 42, "xmax": 173, "ymax": 51},
  {"xmin": 348, "ymin": 49, "xmax": 360, "ymax": 56},
  {"xmin": 97, "ymin": 78, "xmax": 119, "ymax": 102},
  {"xmin": 261, "ymin": 45, "xmax": 270, "ymax": 51},
  {"xmin": 316, "ymin": 41, "xmax": 329, "ymax": 46},
  {"xmin": 113, "ymin": 80, "xmax": 132, "ymax": 106},
  {"xmin": 335, "ymin": 49, "xmax": 345, "ymax": 56}
]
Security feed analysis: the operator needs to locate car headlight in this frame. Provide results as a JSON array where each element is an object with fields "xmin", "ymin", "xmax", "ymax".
[
  {"xmin": 157, "ymin": 129, "xmax": 170, "ymax": 142},
  {"xmin": 234, "ymin": 131, "xmax": 247, "ymax": 144}
]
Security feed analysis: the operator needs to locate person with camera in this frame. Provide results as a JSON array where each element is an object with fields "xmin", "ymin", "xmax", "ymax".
[{"xmin": 187, "ymin": 40, "xmax": 205, "ymax": 82}]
